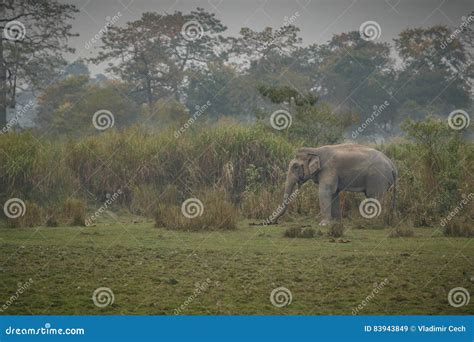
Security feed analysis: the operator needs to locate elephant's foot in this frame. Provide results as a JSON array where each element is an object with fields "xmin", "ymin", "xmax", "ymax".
[{"xmin": 319, "ymin": 219, "xmax": 331, "ymax": 226}]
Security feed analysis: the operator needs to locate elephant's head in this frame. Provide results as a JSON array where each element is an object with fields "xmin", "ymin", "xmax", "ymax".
[{"xmin": 267, "ymin": 149, "xmax": 321, "ymax": 224}]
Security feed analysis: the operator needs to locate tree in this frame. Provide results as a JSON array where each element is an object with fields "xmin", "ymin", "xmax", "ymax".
[
  {"xmin": 186, "ymin": 62, "xmax": 262, "ymax": 118},
  {"xmin": 310, "ymin": 31, "xmax": 395, "ymax": 135},
  {"xmin": 231, "ymin": 25, "xmax": 302, "ymax": 71},
  {"xmin": 91, "ymin": 8, "xmax": 228, "ymax": 110},
  {"xmin": 257, "ymin": 83, "xmax": 348, "ymax": 145},
  {"xmin": 36, "ymin": 76, "xmax": 140, "ymax": 135},
  {"xmin": 60, "ymin": 59, "xmax": 90, "ymax": 79},
  {"xmin": 0, "ymin": 0, "xmax": 78, "ymax": 127},
  {"xmin": 394, "ymin": 26, "xmax": 471, "ymax": 115}
]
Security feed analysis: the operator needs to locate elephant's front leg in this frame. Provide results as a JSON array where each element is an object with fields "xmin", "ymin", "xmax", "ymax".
[
  {"xmin": 318, "ymin": 186, "xmax": 334, "ymax": 226},
  {"xmin": 331, "ymin": 191, "xmax": 341, "ymax": 221}
]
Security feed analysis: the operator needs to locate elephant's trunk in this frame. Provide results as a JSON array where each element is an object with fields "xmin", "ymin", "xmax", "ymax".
[{"xmin": 266, "ymin": 179, "xmax": 298, "ymax": 225}]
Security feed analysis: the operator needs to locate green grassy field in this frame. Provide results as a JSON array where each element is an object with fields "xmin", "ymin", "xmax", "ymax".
[{"xmin": 0, "ymin": 216, "xmax": 472, "ymax": 315}]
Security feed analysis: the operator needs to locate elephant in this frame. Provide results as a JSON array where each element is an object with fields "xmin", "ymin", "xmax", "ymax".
[{"xmin": 269, "ymin": 143, "xmax": 397, "ymax": 226}]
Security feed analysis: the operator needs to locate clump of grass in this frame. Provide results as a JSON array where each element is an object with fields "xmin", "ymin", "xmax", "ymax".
[
  {"xmin": 154, "ymin": 204, "xmax": 167, "ymax": 228},
  {"xmin": 389, "ymin": 226, "xmax": 415, "ymax": 238},
  {"xmin": 130, "ymin": 184, "xmax": 159, "ymax": 217},
  {"xmin": 7, "ymin": 201, "xmax": 43, "ymax": 228},
  {"xmin": 45, "ymin": 207, "xmax": 59, "ymax": 227},
  {"xmin": 61, "ymin": 198, "xmax": 86, "ymax": 226},
  {"xmin": 327, "ymin": 222, "xmax": 345, "ymax": 238},
  {"xmin": 155, "ymin": 189, "xmax": 238, "ymax": 231},
  {"xmin": 241, "ymin": 188, "xmax": 279, "ymax": 219},
  {"xmin": 442, "ymin": 219, "xmax": 473, "ymax": 237},
  {"xmin": 284, "ymin": 226, "xmax": 317, "ymax": 238}
]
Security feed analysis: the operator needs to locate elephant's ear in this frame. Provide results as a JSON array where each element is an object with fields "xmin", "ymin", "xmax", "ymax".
[{"xmin": 308, "ymin": 155, "xmax": 320, "ymax": 175}]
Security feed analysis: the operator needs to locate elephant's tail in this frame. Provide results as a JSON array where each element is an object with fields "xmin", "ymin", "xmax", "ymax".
[{"xmin": 391, "ymin": 169, "xmax": 397, "ymax": 221}]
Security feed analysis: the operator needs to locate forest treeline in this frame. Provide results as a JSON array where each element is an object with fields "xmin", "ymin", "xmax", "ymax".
[{"xmin": 2, "ymin": 4, "xmax": 472, "ymax": 139}]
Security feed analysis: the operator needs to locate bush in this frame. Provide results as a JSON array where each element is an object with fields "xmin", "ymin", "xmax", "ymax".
[
  {"xmin": 442, "ymin": 219, "xmax": 473, "ymax": 237},
  {"xmin": 0, "ymin": 117, "xmax": 472, "ymax": 228},
  {"xmin": 389, "ymin": 226, "xmax": 415, "ymax": 238},
  {"xmin": 7, "ymin": 201, "xmax": 43, "ymax": 228},
  {"xmin": 130, "ymin": 184, "xmax": 160, "ymax": 217},
  {"xmin": 155, "ymin": 190, "xmax": 238, "ymax": 231},
  {"xmin": 327, "ymin": 222, "xmax": 345, "ymax": 237},
  {"xmin": 241, "ymin": 188, "xmax": 280, "ymax": 219},
  {"xmin": 61, "ymin": 198, "xmax": 86, "ymax": 226},
  {"xmin": 284, "ymin": 226, "xmax": 318, "ymax": 238}
]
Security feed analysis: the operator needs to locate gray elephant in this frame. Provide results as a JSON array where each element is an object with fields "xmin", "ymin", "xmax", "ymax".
[{"xmin": 270, "ymin": 143, "xmax": 397, "ymax": 226}]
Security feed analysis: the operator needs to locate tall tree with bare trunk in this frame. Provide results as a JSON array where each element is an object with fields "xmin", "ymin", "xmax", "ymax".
[{"xmin": 0, "ymin": 0, "xmax": 77, "ymax": 129}]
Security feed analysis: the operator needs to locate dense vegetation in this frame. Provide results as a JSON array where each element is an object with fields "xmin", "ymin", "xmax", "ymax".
[{"xmin": 0, "ymin": 117, "xmax": 472, "ymax": 236}]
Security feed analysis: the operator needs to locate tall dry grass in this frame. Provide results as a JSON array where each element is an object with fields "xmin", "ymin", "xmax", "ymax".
[{"xmin": 0, "ymin": 117, "xmax": 472, "ymax": 231}]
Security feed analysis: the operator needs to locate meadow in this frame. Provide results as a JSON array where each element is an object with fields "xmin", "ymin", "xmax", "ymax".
[
  {"xmin": 0, "ymin": 215, "xmax": 472, "ymax": 315},
  {"xmin": 0, "ymin": 118, "xmax": 472, "ymax": 315}
]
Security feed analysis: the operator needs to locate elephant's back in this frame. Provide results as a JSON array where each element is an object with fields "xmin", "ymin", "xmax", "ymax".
[{"xmin": 332, "ymin": 144, "xmax": 396, "ymax": 179}]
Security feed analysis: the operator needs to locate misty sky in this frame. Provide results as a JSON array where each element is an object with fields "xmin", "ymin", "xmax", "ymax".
[{"xmin": 65, "ymin": 0, "xmax": 473, "ymax": 76}]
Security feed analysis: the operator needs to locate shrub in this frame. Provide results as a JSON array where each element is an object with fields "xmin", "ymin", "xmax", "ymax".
[
  {"xmin": 389, "ymin": 226, "xmax": 415, "ymax": 237},
  {"xmin": 0, "ymin": 118, "xmax": 472, "ymax": 228},
  {"xmin": 130, "ymin": 184, "xmax": 160, "ymax": 217},
  {"xmin": 327, "ymin": 222, "xmax": 345, "ymax": 237},
  {"xmin": 7, "ymin": 201, "xmax": 43, "ymax": 228},
  {"xmin": 155, "ymin": 189, "xmax": 238, "ymax": 231},
  {"xmin": 61, "ymin": 198, "xmax": 86, "ymax": 226},
  {"xmin": 284, "ymin": 226, "xmax": 317, "ymax": 238},
  {"xmin": 442, "ymin": 219, "xmax": 473, "ymax": 237},
  {"xmin": 241, "ymin": 188, "xmax": 279, "ymax": 219}
]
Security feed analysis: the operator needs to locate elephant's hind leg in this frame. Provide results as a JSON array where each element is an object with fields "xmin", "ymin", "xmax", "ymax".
[{"xmin": 331, "ymin": 191, "xmax": 341, "ymax": 221}]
